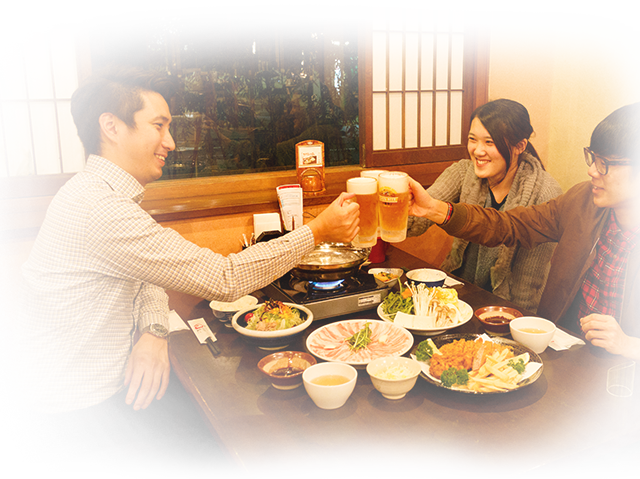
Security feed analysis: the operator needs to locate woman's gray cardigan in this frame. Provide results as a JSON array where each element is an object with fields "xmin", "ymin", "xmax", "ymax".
[{"xmin": 407, "ymin": 153, "xmax": 563, "ymax": 313}]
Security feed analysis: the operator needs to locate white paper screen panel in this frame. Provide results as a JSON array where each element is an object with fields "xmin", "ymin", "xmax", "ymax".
[
  {"xmin": 372, "ymin": 32, "xmax": 387, "ymax": 93},
  {"xmin": 405, "ymin": 33, "xmax": 419, "ymax": 91},
  {"xmin": 388, "ymin": 32, "xmax": 403, "ymax": 91},
  {"xmin": 435, "ymin": 34, "xmax": 449, "ymax": 91},
  {"xmin": 389, "ymin": 92, "xmax": 403, "ymax": 149},
  {"xmin": 51, "ymin": 40, "xmax": 79, "ymax": 98},
  {"xmin": 371, "ymin": 24, "xmax": 464, "ymax": 151},
  {"xmin": 405, "ymin": 92, "xmax": 418, "ymax": 148},
  {"xmin": 1, "ymin": 103, "xmax": 32, "ymax": 176},
  {"xmin": 450, "ymin": 92, "xmax": 463, "ymax": 145},
  {"xmin": 0, "ymin": 22, "xmax": 27, "ymax": 100},
  {"xmin": 31, "ymin": 102, "xmax": 60, "ymax": 175},
  {"xmin": 25, "ymin": 48, "xmax": 54, "ymax": 99},
  {"xmin": 421, "ymin": 5, "xmax": 436, "ymax": 32},
  {"xmin": 435, "ymin": 91, "xmax": 448, "ymax": 146},
  {"xmin": 389, "ymin": 3, "xmax": 404, "ymax": 31},
  {"xmin": 405, "ymin": 4, "xmax": 420, "ymax": 32},
  {"xmin": 451, "ymin": 34, "xmax": 464, "ymax": 90},
  {"xmin": 372, "ymin": 93, "xmax": 387, "ymax": 150},
  {"xmin": 0, "ymin": 36, "xmax": 82, "ymax": 178},
  {"xmin": 420, "ymin": 92, "xmax": 433, "ymax": 147}
]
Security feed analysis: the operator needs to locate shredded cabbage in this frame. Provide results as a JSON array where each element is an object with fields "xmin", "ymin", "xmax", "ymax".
[{"xmin": 245, "ymin": 300, "xmax": 305, "ymax": 331}]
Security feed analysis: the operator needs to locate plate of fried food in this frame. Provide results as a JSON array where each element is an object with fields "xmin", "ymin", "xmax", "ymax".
[
  {"xmin": 411, "ymin": 333, "xmax": 543, "ymax": 394},
  {"xmin": 378, "ymin": 284, "xmax": 473, "ymax": 336}
]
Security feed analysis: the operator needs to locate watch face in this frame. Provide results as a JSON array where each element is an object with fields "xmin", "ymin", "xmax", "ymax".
[{"xmin": 150, "ymin": 324, "xmax": 168, "ymax": 336}]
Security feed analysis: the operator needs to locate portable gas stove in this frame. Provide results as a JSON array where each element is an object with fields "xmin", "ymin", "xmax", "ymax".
[{"xmin": 262, "ymin": 270, "xmax": 390, "ymax": 321}]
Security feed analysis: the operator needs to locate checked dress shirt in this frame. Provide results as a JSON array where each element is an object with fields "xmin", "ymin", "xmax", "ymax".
[{"xmin": 21, "ymin": 155, "xmax": 315, "ymax": 412}]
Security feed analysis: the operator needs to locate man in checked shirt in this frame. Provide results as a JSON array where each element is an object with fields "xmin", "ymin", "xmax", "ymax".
[
  {"xmin": 19, "ymin": 69, "xmax": 359, "ymax": 459},
  {"xmin": 408, "ymin": 103, "xmax": 640, "ymax": 360}
]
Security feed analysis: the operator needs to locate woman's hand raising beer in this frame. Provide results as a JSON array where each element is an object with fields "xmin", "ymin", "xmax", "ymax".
[
  {"xmin": 308, "ymin": 192, "xmax": 360, "ymax": 244},
  {"xmin": 408, "ymin": 177, "xmax": 450, "ymax": 224}
]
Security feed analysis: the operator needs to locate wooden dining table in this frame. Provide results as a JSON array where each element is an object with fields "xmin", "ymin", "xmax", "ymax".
[{"xmin": 167, "ymin": 246, "xmax": 639, "ymax": 474}]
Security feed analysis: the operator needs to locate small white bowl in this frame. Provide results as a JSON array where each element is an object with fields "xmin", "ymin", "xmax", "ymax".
[
  {"xmin": 369, "ymin": 268, "xmax": 404, "ymax": 286},
  {"xmin": 210, "ymin": 295, "xmax": 259, "ymax": 327},
  {"xmin": 406, "ymin": 268, "xmax": 447, "ymax": 288},
  {"xmin": 302, "ymin": 362, "xmax": 357, "ymax": 409},
  {"xmin": 510, "ymin": 316, "xmax": 556, "ymax": 354},
  {"xmin": 366, "ymin": 356, "xmax": 422, "ymax": 399}
]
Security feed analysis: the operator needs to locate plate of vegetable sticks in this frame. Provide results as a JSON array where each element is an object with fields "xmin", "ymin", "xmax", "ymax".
[{"xmin": 377, "ymin": 297, "xmax": 473, "ymax": 336}]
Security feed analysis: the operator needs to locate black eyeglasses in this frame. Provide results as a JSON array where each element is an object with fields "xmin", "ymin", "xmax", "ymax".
[{"xmin": 584, "ymin": 147, "xmax": 631, "ymax": 175}]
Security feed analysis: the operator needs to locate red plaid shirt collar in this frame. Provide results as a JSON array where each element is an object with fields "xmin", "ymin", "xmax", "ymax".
[{"xmin": 578, "ymin": 210, "xmax": 639, "ymax": 321}]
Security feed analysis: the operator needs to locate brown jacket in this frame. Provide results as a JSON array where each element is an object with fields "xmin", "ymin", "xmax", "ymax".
[{"xmin": 442, "ymin": 181, "xmax": 640, "ymax": 337}]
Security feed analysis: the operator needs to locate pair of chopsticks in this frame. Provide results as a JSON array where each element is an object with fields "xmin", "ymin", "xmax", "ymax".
[
  {"xmin": 187, "ymin": 318, "xmax": 221, "ymax": 358},
  {"xmin": 205, "ymin": 336, "xmax": 221, "ymax": 356}
]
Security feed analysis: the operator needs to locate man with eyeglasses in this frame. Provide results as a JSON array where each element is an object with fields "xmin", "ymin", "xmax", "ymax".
[{"xmin": 408, "ymin": 103, "xmax": 640, "ymax": 359}]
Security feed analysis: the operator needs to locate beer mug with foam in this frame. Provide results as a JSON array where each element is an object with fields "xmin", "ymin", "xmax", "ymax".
[
  {"xmin": 378, "ymin": 171, "xmax": 409, "ymax": 243},
  {"xmin": 346, "ymin": 177, "xmax": 378, "ymax": 248}
]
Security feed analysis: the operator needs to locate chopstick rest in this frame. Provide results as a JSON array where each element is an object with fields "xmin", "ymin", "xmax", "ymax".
[{"xmin": 188, "ymin": 318, "xmax": 221, "ymax": 357}]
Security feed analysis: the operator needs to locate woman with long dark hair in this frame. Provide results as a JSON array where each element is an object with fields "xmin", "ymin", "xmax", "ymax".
[{"xmin": 407, "ymin": 99, "xmax": 562, "ymax": 312}]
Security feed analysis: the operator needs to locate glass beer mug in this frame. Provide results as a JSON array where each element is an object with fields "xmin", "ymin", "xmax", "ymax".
[
  {"xmin": 346, "ymin": 177, "xmax": 378, "ymax": 248},
  {"xmin": 377, "ymin": 171, "xmax": 409, "ymax": 243}
]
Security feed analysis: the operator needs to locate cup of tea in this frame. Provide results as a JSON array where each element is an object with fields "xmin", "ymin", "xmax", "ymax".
[
  {"xmin": 378, "ymin": 172, "xmax": 410, "ymax": 243},
  {"xmin": 302, "ymin": 362, "xmax": 357, "ymax": 409},
  {"xmin": 509, "ymin": 316, "xmax": 556, "ymax": 353},
  {"xmin": 347, "ymin": 177, "xmax": 378, "ymax": 248}
]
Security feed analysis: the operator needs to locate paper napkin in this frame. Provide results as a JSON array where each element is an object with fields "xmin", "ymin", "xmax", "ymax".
[
  {"xmin": 549, "ymin": 328, "xmax": 585, "ymax": 351},
  {"xmin": 445, "ymin": 276, "xmax": 463, "ymax": 287},
  {"xmin": 168, "ymin": 310, "xmax": 189, "ymax": 332}
]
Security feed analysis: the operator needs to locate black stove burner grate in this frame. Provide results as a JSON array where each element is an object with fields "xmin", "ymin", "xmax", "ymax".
[{"xmin": 272, "ymin": 271, "xmax": 382, "ymax": 304}]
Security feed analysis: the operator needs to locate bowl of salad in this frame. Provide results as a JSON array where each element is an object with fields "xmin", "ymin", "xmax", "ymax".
[{"xmin": 232, "ymin": 300, "xmax": 314, "ymax": 350}]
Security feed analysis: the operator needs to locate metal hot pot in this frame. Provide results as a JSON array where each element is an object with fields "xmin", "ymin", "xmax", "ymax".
[{"xmin": 291, "ymin": 242, "xmax": 371, "ymax": 282}]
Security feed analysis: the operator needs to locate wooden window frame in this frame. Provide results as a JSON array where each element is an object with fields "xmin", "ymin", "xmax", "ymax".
[
  {"xmin": 360, "ymin": 25, "xmax": 489, "ymax": 171},
  {"xmin": 0, "ymin": 5, "xmax": 491, "ymax": 239}
]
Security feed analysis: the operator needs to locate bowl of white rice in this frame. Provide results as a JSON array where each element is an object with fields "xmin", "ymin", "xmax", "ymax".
[
  {"xmin": 366, "ymin": 356, "xmax": 422, "ymax": 400},
  {"xmin": 209, "ymin": 295, "xmax": 259, "ymax": 327}
]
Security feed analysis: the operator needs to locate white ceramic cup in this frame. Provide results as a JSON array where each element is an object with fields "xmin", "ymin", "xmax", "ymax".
[
  {"xmin": 302, "ymin": 362, "xmax": 357, "ymax": 409},
  {"xmin": 406, "ymin": 268, "xmax": 447, "ymax": 288},
  {"xmin": 509, "ymin": 316, "xmax": 556, "ymax": 354}
]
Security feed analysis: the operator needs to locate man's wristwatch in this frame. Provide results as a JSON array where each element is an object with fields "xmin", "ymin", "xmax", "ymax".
[{"xmin": 139, "ymin": 323, "xmax": 169, "ymax": 339}]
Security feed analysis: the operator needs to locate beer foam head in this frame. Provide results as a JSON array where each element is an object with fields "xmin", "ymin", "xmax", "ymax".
[
  {"xmin": 360, "ymin": 170, "xmax": 388, "ymax": 180},
  {"xmin": 347, "ymin": 176, "xmax": 377, "ymax": 194},
  {"xmin": 378, "ymin": 171, "xmax": 409, "ymax": 192}
]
